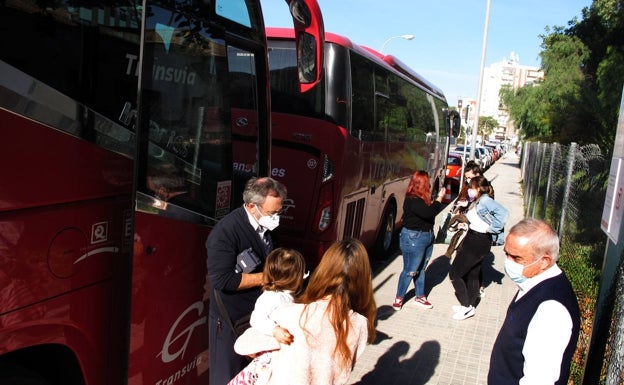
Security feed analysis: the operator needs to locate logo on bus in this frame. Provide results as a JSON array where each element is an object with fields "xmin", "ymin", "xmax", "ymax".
[
  {"xmin": 91, "ymin": 222, "xmax": 108, "ymax": 244},
  {"xmin": 282, "ymin": 198, "xmax": 295, "ymax": 213},
  {"xmin": 235, "ymin": 117, "xmax": 249, "ymax": 127},
  {"xmin": 159, "ymin": 301, "xmax": 207, "ymax": 363}
]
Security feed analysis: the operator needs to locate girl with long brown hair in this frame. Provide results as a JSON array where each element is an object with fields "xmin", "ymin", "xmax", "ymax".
[{"xmin": 248, "ymin": 238, "xmax": 377, "ymax": 385}]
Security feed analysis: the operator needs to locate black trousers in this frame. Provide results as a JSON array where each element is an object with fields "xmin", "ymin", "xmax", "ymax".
[{"xmin": 449, "ymin": 230, "xmax": 491, "ymax": 307}]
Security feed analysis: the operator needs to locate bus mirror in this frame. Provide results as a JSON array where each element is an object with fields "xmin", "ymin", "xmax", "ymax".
[
  {"xmin": 286, "ymin": 0, "xmax": 324, "ymax": 92},
  {"xmin": 452, "ymin": 115, "xmax": 461, "ymax": 137},
  {"xmin": 448, "ymin": 110, "xmax": 461, "ymax": 137},
  {"xmin": 288, "ymin": 0, "xmax": 312, "ymax": 26},
  {"xmin": 297, "ymin": 33, "xmax": 317, "ymax": 83}
]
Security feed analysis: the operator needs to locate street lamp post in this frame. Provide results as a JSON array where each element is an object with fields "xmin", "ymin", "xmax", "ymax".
[{"xmin": 380, "ymin": 34, "xmax": 415, "ymax": 54}]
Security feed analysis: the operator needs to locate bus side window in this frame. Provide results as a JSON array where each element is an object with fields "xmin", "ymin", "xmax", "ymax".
[{"xmin": 350, "ymin": 54, "xmax": 375, "ymax": 140}]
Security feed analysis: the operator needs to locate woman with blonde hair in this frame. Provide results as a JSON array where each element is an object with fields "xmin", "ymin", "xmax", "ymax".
[{"xmin": 230, "ymin": 238, "xmax": 377, "ymax": 385}]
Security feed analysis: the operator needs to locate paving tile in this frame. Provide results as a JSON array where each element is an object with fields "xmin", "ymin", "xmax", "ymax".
[{"xmin": 348, "ymin": 153, "xmax": 524, "ymax": 385}]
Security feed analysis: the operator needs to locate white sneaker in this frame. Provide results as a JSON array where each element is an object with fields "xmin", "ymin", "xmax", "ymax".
[
  {"xmin": 451, "ymin": 305, "xmax": 463, "ymax": 313},
  {"xmin": 452, "ymin": 305, "xmax": 475, "ymax": 320}
]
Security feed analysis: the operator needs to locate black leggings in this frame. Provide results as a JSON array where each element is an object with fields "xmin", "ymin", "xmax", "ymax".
[{"xmin": 449, "ymin": 230, "xmax": 491, "ymax": 307}]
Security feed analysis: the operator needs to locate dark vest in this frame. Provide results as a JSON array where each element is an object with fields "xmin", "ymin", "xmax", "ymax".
[{"xmin": 488, "ymin": 271, "xmax": 580, "ymax": 385}]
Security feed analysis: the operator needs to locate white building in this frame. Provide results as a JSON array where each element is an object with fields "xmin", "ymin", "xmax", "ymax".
[{"xmin": 479, "ymin": 52, "xmax": 544, "ymax": 140}]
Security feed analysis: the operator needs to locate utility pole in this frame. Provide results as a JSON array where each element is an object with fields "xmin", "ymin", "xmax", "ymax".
[{"xmin": 469, "ymin": 0, "xmax": 492, "ymax": 155}]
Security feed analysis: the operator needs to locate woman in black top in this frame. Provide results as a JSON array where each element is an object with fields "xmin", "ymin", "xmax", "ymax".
[{"xmin": 393, "ymin": 171, "xmax": 446, "ymax": 310}]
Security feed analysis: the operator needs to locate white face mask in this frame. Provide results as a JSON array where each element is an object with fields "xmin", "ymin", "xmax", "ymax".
[
  {"xmin": 504, "ymin": 257, "xmax": 541, "ymax": 284},
  {"xmin": 258, "ymin": 214, "xmax": 280, "ymax": 231},
  {"xmin": 467, "ymin": 189, "xmax": 478, "ymax": 201}
]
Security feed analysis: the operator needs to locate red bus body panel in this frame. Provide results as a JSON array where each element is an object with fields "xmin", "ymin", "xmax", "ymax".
[
  {"xmin": 129, "ymin": 213, "xmax": 211, "ymax": 385},
  {"xmin": 0, "ymin": 108, "xmax": 133, "ymax": 385}
]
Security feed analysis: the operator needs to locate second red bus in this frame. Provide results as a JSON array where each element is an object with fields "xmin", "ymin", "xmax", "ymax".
[{"xmin": 266, "ymin": 28, "xmax": 452, "ymax": 265}]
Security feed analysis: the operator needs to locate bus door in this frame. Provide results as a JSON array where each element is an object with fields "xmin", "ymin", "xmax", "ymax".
[
  {"xmin": 129, "ymin": 3, "xmax": 270, "ymax": 384},
  {"xmin": 130, "ymin": 1, "xmax": 325, "ymax": 383}
]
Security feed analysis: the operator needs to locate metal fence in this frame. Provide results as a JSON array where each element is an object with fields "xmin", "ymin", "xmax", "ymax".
[{"xmin": 520, "ymin": 141, "xmax": 624, "ymax": 384}]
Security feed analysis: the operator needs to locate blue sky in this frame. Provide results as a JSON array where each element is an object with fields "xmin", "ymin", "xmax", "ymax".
[{"xmin": 262, "ymin": 0, "xmax": 593, "ymax": 107}]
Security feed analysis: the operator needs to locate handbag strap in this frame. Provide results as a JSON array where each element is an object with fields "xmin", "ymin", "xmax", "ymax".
[{"xmin": 213, "ymin": 288, "xmax": 237, "ymax": 334}]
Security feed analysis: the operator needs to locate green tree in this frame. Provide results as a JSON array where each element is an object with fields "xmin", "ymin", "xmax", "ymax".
[
  {"xmin": 500, "ymin": 0, "xmax": 624, "ymax": 154},
  {"xmin": 478, "ymin": 116, "xmax": 498, "ymax": 138},
  {"xmin": 538, "ymin": 31, "xmax": 591, "ymax": 144}
]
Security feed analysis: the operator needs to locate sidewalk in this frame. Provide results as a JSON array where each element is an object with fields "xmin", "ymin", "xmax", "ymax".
[{"xmin": 348, "ymin": 152, "xmax": 525, "ymax": 385}]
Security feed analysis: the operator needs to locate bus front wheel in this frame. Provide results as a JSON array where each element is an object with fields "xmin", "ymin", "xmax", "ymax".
[{"xmin": 373, "ymin": 203, "xmax": 396, "ymax": 258}]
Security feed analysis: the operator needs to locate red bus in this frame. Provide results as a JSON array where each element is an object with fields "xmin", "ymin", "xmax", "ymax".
[
  {"xmin": 266, "ymin": 28, "xmax": 451, "ymax": 265},
  {"xmin": 0, "ymin": 1, "xmax": 323, "ymax": 384}
]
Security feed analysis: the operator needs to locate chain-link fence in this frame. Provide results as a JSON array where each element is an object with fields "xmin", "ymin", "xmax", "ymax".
[
  {"xmin": 520, "ymin": 141, "xmax": 621, "ymax": 384},
  {"xmin": 603, "ymin": 257, "xmax": 624, "ymax": 385}
]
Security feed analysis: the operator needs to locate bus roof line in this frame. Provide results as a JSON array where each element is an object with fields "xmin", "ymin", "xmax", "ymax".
[{"xmin": 265, "ymin": 27, "xmax": 446, "ymax": 101}]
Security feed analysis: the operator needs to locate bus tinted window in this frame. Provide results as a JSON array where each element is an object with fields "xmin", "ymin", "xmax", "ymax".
[
  {"xmin": 0, "ymin": 1, "xmax": 140, "ymax": 139},
  {"xmin": 351, "ymin": 52, "xmax": 435, "ymax": 142},
  {"xmin": 350, "ymin": 53, "xmax": 376, "ymax": 139},
  {"xmin": 0, "ymin": 0, "xmax": 261, "ymax": 219},
  {"xmin": 141, "ymin": 4, "xmax": 258, "ymax": 219},
  {"xmin": 267, "ymin": 41, "xmax": 324, "ymax": 118}
]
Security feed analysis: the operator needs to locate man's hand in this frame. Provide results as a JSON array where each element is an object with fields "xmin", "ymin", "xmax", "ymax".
[{"xmin": 238, "ymin": 272, "xmax": 264, "ymax": 290}]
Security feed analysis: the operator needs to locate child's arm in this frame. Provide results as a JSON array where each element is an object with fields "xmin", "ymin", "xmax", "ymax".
[
  {"xmin": 250, "ymin": 292, "xmax": 283, "ymax": 336},
  {"xmin": 272, "ymin": 325, "xmax": 294, "ymax": 345}
]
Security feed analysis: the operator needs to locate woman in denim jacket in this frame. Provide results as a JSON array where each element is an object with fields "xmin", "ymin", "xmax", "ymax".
[{"xmin": 449, "ymin": 176, "xmax": 508, "ymax": 320}]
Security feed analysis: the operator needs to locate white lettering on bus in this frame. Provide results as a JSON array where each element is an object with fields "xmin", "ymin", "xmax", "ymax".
[
  {"xmin": 158, "ymin": 301, "xmax": 206, "ymax": 363},
  {"xmin": 126, "ymin": 53, "xmax": 140, "ymax": 76},
  {"xmin": 125, "ymin": 54, "xmax": 197, "ymax": 85},
  {"xmin": 271, "ymin": 168, "xmax": 285, "ymax": 178},
  {"xmin": 371, "ymin": 158, "xmax": 402, "ymax": 180},
  {"xmin": 153, "ymin": 64, "xmax": 196, "ymax": 85},
  {"xmin": 154, "ymin": 354, "xmax": 201, "ymax": 385},
  {"xmin": 233, "ymin": 162, "xmax": 253, "ymax": 173}
]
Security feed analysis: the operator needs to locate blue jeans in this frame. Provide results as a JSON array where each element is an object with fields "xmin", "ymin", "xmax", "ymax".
[{"xmin": 396, "ymin": 227, "xmax": 435, "ymax": 299}]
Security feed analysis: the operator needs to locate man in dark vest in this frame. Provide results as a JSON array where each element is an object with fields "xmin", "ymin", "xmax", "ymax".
[{"xmin": 488, "ymin": 218, "xmax": 580, "ymax": 385}]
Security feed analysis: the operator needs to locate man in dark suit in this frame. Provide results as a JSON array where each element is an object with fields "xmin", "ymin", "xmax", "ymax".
[
  {"xmin": 488, "ymin": 219, "xmax": 580, "ymax": 385},
  {"xmin": 206, "ymin": 177, "xmax": 287, "ymax": 385}
]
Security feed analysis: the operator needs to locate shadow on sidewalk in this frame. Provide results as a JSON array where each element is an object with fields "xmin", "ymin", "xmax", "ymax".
[
  {"xmin": 481, "ymin": 251, "xmax": 505, "ymax": 289},
  {"xmin": 424, "ymin": 254, "xmax": 451, "ymax": 295},
  {"xmin": 351, "ymin": 340, "xmax": 439, "ymax": 385}
]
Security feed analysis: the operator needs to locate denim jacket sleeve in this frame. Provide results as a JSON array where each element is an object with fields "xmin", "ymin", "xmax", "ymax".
[{"xmin": 476, "ymin": 195, "xmax": 509, "ymax": 233}]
